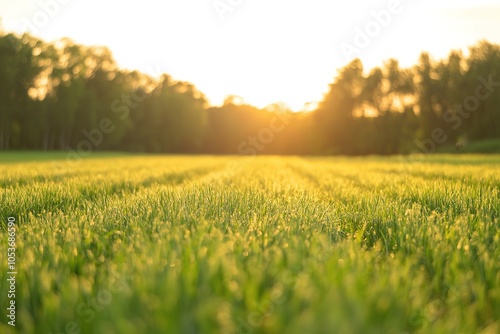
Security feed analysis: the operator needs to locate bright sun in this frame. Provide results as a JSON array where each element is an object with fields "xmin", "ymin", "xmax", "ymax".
[{"xmin": 2, "ymin": 0, "xmax": 500, "ymax": 110}]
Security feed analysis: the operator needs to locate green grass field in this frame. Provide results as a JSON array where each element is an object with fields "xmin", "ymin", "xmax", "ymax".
[{"xmin": 0, "ymin": 153, "xmax": 499, "ymax": 334}]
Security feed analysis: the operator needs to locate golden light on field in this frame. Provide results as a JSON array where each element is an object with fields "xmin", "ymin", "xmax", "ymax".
[{"xmin": 1, "ymin": 0, "xmax": 500, "ymax": 111}]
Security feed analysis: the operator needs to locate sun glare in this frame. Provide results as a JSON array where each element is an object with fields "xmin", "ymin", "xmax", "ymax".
[{"xmin": 1, "ymin": 0, "xmax": 500, "ymax": 110}]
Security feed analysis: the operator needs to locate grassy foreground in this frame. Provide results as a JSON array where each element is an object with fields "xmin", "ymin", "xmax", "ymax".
[{"xmin": 0, "ymin": 154, "xmax": 499, "ymax": 334}]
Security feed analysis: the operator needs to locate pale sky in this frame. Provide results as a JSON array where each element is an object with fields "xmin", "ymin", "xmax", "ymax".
[{"xmin": 1, "ymin": 0, "xmax": 500, "ymax": 111}]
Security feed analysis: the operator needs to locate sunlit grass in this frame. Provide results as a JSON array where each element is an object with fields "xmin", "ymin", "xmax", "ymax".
[{"xmin": 0, "ymin": 154, "xmax": 499, "ymax": 334}]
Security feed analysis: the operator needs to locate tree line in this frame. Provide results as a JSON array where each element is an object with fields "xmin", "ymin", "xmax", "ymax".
[{"xmin": 1, "ymin": 31, "xmax": 499, "ymax": 155}]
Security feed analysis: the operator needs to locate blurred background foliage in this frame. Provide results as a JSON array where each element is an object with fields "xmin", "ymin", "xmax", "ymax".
[{"xmin": 1, "ymin": 31, "xmax": 500, "ymax": 155}]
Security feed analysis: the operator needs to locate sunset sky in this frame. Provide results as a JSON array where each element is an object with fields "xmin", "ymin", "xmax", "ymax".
[{"xmin": 1, "ymin": 0, "xmax": 500, "ymax": 111}]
